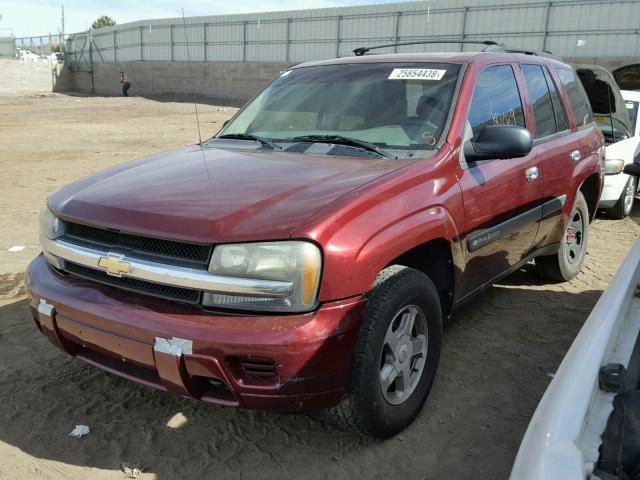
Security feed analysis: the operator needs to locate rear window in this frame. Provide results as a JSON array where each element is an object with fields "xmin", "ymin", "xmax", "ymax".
[
  {"xmin": 467, "ymin": 65, "xmax": 525, "ymax": 137},
  {"xmin": 555, "ymin": 68, "xmax": 594, "ymax": 127}
]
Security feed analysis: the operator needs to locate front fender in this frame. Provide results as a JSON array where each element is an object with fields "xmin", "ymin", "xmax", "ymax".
[
  {"xmin": 293, "ymin": 147, "xmax": 464, "ymax": 302},
  {"xmin": 353, "ymin": 204, "xmax": 463, "ymax": 288},
  {"xmin": 308, "ymin": 170, "xmax": 464, "ymax": 301},
  {"xmin": 315, "ymin": 203, "xmax": 463, "ymax": 301}
]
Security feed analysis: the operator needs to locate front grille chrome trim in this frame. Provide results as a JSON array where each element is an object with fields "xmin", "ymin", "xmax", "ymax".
[{"xmin": 41, "ymin": 236, "xmax": 294, "ymax": 299}]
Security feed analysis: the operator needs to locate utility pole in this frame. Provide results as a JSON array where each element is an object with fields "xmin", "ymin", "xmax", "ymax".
[{"xmin": 60, "ymin": 5, "xmax": 65, "ymax": 54}]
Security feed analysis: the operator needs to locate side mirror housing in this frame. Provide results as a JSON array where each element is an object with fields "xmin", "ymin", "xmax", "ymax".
[
  {"xmin": 623, "ymin": 162, "xmax": 640, "ymax": 176},
  {"xmin": 464, "ymin": 125, "xmax": 533, "ymax": 162}
]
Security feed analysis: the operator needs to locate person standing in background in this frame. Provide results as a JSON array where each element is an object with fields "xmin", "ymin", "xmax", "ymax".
[{"xmin": 120, "ymin": 71, "xmax": 131, "ymax": 97}]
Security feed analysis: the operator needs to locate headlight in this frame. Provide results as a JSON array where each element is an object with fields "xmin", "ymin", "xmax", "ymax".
[
  {"xmin": 39, "ymin": 200, "xmax": 64, "ymax": 240},
  {"xmin": 604, "ymin": 159, "xmax": 625, "ymax": 175},
  {"xmin": 204, "ymin": 241, "xmax": 322, "ymax": 312},
  {"xmin": 39, "ymin": 200, "xmax": 65, "ymax": 269}
]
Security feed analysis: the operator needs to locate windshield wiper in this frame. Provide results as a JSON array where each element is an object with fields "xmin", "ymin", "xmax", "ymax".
[
  {"xmin": 217, "ymin": 133, "xmax": 283, "ymax": 150},
  {"xmin": 291, "ymin": 135, "xmax": 396, "ymax": 159}
]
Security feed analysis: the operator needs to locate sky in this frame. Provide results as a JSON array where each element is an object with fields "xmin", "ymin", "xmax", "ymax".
[{"xmin": 0, "ymin": 0, "xmax": 413, "ymax": 38}]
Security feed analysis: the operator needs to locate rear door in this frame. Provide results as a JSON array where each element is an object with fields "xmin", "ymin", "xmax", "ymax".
[
  {"xmin": 520, "ymin": 63, "xmax": 578, "ymax": 248},
  {"xmin": 457, "ymin": 64, "xmax": 542, "ymax": 297}
]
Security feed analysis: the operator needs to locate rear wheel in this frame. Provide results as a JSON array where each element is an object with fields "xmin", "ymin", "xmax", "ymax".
[
  {"xmin": 334, "ymin": 265, "xmax": 442, "ymax": 438},
  {"xmin": 535, "ymin": 191, "xmax": 589, "ymax": 282},
  {"xmin": 609, "ymin": 176, "xmax": 637, "ymax": 219}
]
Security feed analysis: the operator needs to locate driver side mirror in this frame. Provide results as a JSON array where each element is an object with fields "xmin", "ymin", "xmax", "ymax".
[{"xmin": 464, "ymin": 125, "xmax": 533, "ymax": 162}]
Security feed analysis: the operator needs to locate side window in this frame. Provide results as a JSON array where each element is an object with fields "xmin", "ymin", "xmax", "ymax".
[
  {"xmin": 542, "ymin": 66, "xmax": 569, "ymax": 132},
  {"xmin": 555, "ymin": 68, "xmax": 594, "ymax": 128},
  {"xmin": 521, "ymin": 64, "xmax": 556, "ymax": 137},
  {"xmin": 468, "ymin": 65, "xmax": 525, "ymax": 137},
  {"xmin": 627, "ymin": 100, "xmax": 639, "ymax": 135}
]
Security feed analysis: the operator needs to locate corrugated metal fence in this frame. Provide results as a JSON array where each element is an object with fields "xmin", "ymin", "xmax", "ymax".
[
  {"xmin": 0, "ymin": 37, "xmax": 16, "ymax": 59},
  {"xmin": 63, "ymin": 0, "xmax": 640, "ymax": 68},
  {"xmin": 15, "ymin": 35, "xmax": 64, "ymax": 59}
]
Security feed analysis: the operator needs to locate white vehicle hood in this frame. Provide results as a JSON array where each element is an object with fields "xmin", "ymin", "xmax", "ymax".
[{"xmin": 511, "ymin": 239, "xmax": 640, "ymax": 479}]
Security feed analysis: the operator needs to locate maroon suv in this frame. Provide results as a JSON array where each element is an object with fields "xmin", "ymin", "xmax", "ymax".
[{"xmin": 26, "ymin": 44, "xmax": 604, "ymax": 437}]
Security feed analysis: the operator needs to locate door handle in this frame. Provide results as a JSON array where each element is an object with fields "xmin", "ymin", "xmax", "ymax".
[
  {"xmin": 570, "ymin": 150, "xmax": 581, "ymax": 163},
  {"xmin": 525, "ymin": 166, "xmax": 539, "ymax": 182}
]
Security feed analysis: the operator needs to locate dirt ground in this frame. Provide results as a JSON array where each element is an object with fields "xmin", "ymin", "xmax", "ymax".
[{"xmin": 1, "ymin": 93, "xmax": 639, "ymax": 480}]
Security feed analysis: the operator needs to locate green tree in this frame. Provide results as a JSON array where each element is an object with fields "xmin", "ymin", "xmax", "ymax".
[{"xmin": 91, "ymin": 15, "xmax": 116, "ymax": 30}]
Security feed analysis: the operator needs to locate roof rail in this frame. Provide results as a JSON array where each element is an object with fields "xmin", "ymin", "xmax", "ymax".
[
  {"xmin": 486, "ymin": 44, "xmax": 561, "ymax": 60},
  {"xmin": 352, "ymin": 40, "xmax": 500, "ymax": 56},
  {"xmin": 352, "ymin": 40, "xmax": 559, "ymax": 59}
]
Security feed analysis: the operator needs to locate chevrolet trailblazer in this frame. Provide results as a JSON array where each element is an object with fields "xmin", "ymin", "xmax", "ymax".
[{"xmin": 26, "ymin": 42, "xmax": 604, "ymax": 437}]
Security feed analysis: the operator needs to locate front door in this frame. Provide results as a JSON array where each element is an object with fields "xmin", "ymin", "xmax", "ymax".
[{"xmin": 457, "ymin": 64, "xmax": 542, "ymax": 298}]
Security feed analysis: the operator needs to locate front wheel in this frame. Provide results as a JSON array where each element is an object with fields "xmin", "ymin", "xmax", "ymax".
[
  {"xmin": 335, "ymin": 265, "xmax": 442, "ymax": 438},
  {"xmin": 535, "ymin": 191, "xmax": 589, "ymax": 282},
  {"xmin": 609, "ymin": 175, "xmax": 637, "ymax": 219}
]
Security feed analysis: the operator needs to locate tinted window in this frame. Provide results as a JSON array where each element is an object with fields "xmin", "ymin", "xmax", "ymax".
[
  {"xmin": 543, "ymin": 66, "xmax": 569, "ymax": 132},
  {"xmin": 626, "ymin": 100, "xmax": 639, "ymax": 134},
  {"xmin": 468, "ymin": 65, "xmax": 525, "ymax": 137},
  {"xmin": 555, "ymin": 68, "xmax": 594, "ymax": 127},
  {"xmin": 522, "ymin": 64, "xmax": 556, "ymax": 137}
]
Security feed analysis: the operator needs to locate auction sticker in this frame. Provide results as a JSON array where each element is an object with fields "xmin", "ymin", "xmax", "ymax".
[{"xmin": 388, "ymin": 68, "xmax": 446, "ymax": 80}]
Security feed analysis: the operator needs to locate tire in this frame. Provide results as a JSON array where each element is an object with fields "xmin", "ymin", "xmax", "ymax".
[
  {"xmin": 535, "ymin": 191, "xmax": 589, "ymax": 282},
  {"xmin": 333, "ymin": 265, "xmax": 442, "ymax": 438},
  {"xmin": 609, "ymin": 176, "xmax": 637, "ymax": 219}
]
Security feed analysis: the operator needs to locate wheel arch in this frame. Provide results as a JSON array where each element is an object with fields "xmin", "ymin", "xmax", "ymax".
[
  {"xmin": 384, "ymin": 238, "xmax": 454, "ymax": 319},
  {"xmin": 579, "ymin": 173, "xmax": 601, "ymax": 222}
]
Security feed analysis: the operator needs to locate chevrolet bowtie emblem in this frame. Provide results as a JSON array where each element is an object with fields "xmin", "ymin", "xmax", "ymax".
[{"xmin": 97, "ymin": 253, "xmax": 131, "ymax": 277}]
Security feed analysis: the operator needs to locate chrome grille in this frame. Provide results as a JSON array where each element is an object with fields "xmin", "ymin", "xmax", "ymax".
[{"xmin": 64, "ymin": 222, "xmax": 212, "ymax": 268}]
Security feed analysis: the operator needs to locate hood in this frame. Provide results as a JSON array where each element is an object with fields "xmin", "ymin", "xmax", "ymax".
[
  {"xmin": 574, "ymin": 65, "xmax": 632, "ymax": 136},
  {"xmin": 50, "ymin": 144, "xmax": 414, "ymax": 243},
  {"xmin": 604, "ymin": 135, "xmax": 639, "ymax": 164}
]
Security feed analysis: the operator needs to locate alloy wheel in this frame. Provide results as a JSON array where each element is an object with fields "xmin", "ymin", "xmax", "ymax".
[
  {"xmin": 624, "ymin": 177, "xmax": 636, "ymax": 216},
  {"xmin": 379, "ymin": 305, "xmax": 428, "ymax": 405},
  {"xmin": 564, "ymin": 208, "xmax": 585, "ymax": 265}
]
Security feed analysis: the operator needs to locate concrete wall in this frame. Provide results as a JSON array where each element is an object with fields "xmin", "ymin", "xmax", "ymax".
[
  {"xmin": 55, "ymin": 54, "xmax": 638, "ymax": 106},
  {"xmin": 55, "ymin": 61, "xmax": 289, "ymax": 105},
  {"xmin": 0, "ymin": 59, "xmax": 62, "ymax": 94}
]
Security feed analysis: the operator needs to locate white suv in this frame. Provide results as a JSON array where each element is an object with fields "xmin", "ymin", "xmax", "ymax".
[
  {"xmin": 598, "ymin": 89, "xmax": 640, "ymax": 218},
  {"xmin": 575, "ymin": 65, "xmax": 640, "ymax": 218}
]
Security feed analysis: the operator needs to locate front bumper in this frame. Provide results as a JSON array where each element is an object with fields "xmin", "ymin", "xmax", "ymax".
[
  {"xmin": 25, "ymin": 255, "xmax": 366, "ymax": 412},
  {"xmin": 599, "ymin": 172, "xmax": 630, "ymax": 208}
]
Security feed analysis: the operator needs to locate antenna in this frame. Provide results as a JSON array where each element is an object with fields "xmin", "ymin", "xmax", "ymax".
[{"xmin": 181, "ymin": 8, "xmax": 203, "ymax": 145}]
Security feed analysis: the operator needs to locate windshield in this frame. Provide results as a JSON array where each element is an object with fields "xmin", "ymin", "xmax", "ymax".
[
  {"xmin": 626, "ymin": 100, "xmax": 639, "ymax": 135},
  {"xmin": 218, "ymin": 62, "xmax": 461, "ymax": 156}
]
